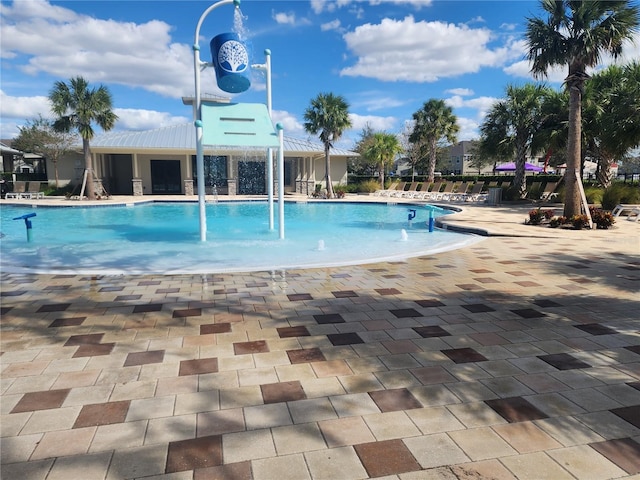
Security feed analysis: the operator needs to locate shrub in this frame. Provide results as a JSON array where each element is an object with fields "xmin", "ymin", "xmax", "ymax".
[
  {"xmin": 584, "ymin": 186, "xmax": 604, "ymax": 205},
  {"xmin": 602, "ymin": 182, "xmax": 640, "ymax": 210},
  {"xmin": 549, "ymin": 216, "xmax": 568, "ymax": 228},
  {"xmin": 527, "ymin": 208, "xmax": 554, "ymax": 225},
  {"xmin": 589, "ymin": 207, "xmax": 615, "ymax": 229},
  {"xmin": 333, "ymin": 184, "xmax": 348, "ymax": 198},
  {"xmin": 358, "ymin": 179, "xmax": 381, "ymax": 193},
  {"xmin": 570, "ymin": 214, "xmax": 590, "ymax": 229}
]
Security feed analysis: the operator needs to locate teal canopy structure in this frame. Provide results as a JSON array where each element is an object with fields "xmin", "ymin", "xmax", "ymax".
[{"xmin": 201, "ymin": 102, "xmax": 280, "ymax": 148}]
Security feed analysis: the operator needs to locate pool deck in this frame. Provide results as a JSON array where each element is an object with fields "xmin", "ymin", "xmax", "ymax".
[{"xmin": 1, "ymin": 195, "xmax": 639, "ymax": 479}]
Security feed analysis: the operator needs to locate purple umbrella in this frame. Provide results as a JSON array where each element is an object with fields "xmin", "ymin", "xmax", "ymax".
[{"xmin": 495, "ymin": 162, "xmax": 543, "ymax": 172}]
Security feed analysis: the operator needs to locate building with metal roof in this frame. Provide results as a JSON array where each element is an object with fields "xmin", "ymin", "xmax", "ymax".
[{"xmin": 84, "ymin": 121, "xmax": 357, "ymax": 197}]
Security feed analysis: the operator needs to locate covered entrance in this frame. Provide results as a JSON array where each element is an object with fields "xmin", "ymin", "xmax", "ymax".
[{"xmin": 151, "ymin": 159, "xmax": 181, "ymax": 194}]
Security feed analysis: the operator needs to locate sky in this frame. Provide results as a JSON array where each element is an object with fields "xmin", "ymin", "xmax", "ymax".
[{"xmin": 1, "ymin": 0, "xmax": 639, "ymax": 150}]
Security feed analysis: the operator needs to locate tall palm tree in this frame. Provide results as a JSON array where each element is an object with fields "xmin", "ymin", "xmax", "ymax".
[
  {"xmin": 479, "ymin": 84, "xmax": 551, "ymax": 198},
  {"xmin": 409, "ymin": 99, "xmax": 459, "ymax": 183},
  {"xmin": 362, "ymin": 132, "xmax": 403, "ymax": 188},
  {"xmin": 303, "ymin": 93, "xmax": 352, "ymax": 198},
  {"xmin": 526, "ymin": 0, "xmax": 639, "ymax": 217},
  {"xmin": 49, "ymin": 76, "xmax": 118, "ymax": 200}
]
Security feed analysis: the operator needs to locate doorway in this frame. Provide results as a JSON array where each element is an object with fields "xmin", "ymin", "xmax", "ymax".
[{"xmin": 151, "ymin": 160, "xmax": 181, "ymax": 194}]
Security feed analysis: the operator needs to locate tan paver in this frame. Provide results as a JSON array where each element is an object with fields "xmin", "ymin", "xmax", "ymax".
[{"xmin": 1, "ymin": 199, "xmax": 638, "ymax": 479}]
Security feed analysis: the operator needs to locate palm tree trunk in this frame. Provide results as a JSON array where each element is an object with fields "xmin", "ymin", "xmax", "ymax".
[
  {"xmin": 564, "ymin": 79, "xmax": 583, "ymax": 217},
  {"xmin": 379, "ymin": 162, "xmax": 385, "ymax": 188},
  {"xmin": 83, "ymin": 138, "xmax": 96, "ymax": 200},
  {"xmin": 596, "ymin": 156, "xmax": 614, "ymax": 188},
  {"xmin": 324, "ymin": 145, "xmax": 334, "ymax": 199},
  {"xmin": 427, "ymin": 139, "xmax": 437, "ymax": 183},
  {"xmin": 514, "ymin": 140, "xmax": 527, "ymax": 199}
]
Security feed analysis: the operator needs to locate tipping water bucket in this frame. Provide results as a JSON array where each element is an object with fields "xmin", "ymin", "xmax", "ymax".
[{"xmin": 210, "ymin": 32, "xmax": 251, "ymax": 93}]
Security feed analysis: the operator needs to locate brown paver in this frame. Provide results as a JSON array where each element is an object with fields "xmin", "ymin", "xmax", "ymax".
[{"xmin": 1, "ymin": 199, "xmax": 638, "ymax": 479}]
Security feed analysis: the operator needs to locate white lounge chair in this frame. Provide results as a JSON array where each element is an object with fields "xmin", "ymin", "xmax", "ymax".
[{"xmin": 612, "ymin": 204, "xmax": 640, "ymax": 221}]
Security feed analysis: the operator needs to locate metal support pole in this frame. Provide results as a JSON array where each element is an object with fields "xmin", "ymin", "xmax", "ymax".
[
  {"xmin": 193, "ymin": 0, "xmax": 238, "ymax": 242},
  {"xmin": 277, "ymin": 123, "xmax": 285, "ymax": 239},
  {"xmin": 253, "ymin": 50, "xmax": 274, "ymax": 230}
]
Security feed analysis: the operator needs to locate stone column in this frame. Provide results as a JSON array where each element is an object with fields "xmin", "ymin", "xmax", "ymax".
[
  {"xmin": 132, "ymin": 178, "xmax": 143, "ymax": 196},
  {"xmin": 227, "ymin": 179, "xmax": 237, "ymax": 196},
  {"xmin": 184, "ymin": 179, "xmax": 194, "ymax": 196}
]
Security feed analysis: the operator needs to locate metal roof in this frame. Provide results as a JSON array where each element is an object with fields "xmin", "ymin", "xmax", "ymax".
[
  {"xmin": 90, "ymin": 122, "xmax": 358, "ymax": 156},
  {"xmin": 1, "ymin": 142, "xmax": 22, "ymax": 155}
]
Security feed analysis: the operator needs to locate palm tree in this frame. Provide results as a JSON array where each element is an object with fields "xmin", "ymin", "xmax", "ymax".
[
  {"xmin": 479, "ymin": 84, "xmax": 551, "ymax": 198},
  {"xmin": 362, "ymin": 132, "xmax": 403, "ymax": 189},
  {"xmin": 526, "ymin": 0, "xmax": 640, "ymax": 217},
  {"xmin": 303, "ymin": 93, "xmax": 352, "ymax": 198},
  {"xmin": 584, "ymin": 62, "xmax": 640, "ymax": 187},
  {"xmin": 409, "ymin": 99, "xmax": 459, "ymax": 183},
  {"xmin": 49, "ymin": 76, "xmax": 117, "ymax": 200}
]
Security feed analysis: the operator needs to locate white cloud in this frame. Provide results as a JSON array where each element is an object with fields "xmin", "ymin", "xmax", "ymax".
[
  {"xmin": 352, "ymin": 94, "xmax": 407, "ymax": 112},
  {"xmin": 349, "ymin": 113, "xmax": 397, "ymax": 132},
  {"xmin": 321, "ymin": 19, "xmax": 342, "ymax": 32},
  {"xmin": 0, "ymin": 90, "xmax": 52, "ymax": 120},
  {"xmin": 312, "ymin": 0, "xmax": 431, "ymax": 14},
  {"xmin": 113, "ymin": 108, "xmax": 189, "ymax": 131},
  {"xmin": 455, "ymin": 116, "xmax": 480, "ymax": 141},
  {"xmin": 445, "ymin": 88, "xmax": 474, "ymax": 96},
  {"xmin": 0, "ymin": 0, "xmax": 200, "ymax": 99},
  {"xmin": 340, "ymin": 16, "xmax": 517, "ymax": 82},
  {"xmin": 272, "ymin": 11, "xmax": 296, "ymax": 25},
  {"xmin": 272, "ymin": 110, "xmax": 305, "ymax": 136}
]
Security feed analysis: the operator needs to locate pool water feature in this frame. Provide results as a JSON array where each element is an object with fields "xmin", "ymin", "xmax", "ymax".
[{"xmin": 0, "ymin": 202, "xmax": 482, "ymax": 274}]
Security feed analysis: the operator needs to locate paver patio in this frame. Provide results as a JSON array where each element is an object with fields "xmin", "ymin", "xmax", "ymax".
[{"xmin": 1, "ymin": 199, "xmax": 639, "ymax": 479}]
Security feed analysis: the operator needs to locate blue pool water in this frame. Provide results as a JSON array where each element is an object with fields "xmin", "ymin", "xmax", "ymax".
[{"xmin": 0, "ymin": 201, "xmax": 482, "ymax": 274}]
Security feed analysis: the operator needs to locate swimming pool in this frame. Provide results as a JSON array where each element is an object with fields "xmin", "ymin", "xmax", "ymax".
[{"xmin": 0, "ymin": 201, "xmax": 482, "ymax": 274}]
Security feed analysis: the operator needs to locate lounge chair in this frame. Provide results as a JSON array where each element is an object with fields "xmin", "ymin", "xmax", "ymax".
[
  {"xmin": 539, "ymin": 182, "xmax": 559, "ymax": 201},
  {"xmin": 527, "ymin": 182, "xmax": 543, "ymax": 199},
  {"xmin": 374, "ymin": 181, "xmax": 399, "ymax": 196},
  {"xmin": 380, "ymin": 182, "xmax": 406, "ymax": 197},
  {"xmin": 395, "ymin": 182, "xmax": 419, "ymax": 197},
  {"xmin": 463, "ymin": 182, "xmax": 486, "ymax": 202},
  {"xmin": 450, "ymin": 182, "xmax": 471, "ymax": 202},
  {"xmin": 406, "ymin": 182, "xmax": 430, "ymax": 198},
  {"xmin": 435, "ymin": 181, "xmax": 456, "ymax": 201},
  {"xmin": 419, "ymin": 181, "xmax": 443, "ymax": 200},
  {"xmin": 23, "ymin": 181, "xmax": 45, "ymax": 199},
  {"xmin": 612, "ymin": 204, "xmax": 640, "ymax": 221},
  {"xmin": 5, "ymin": 181, "xmax": 26, "ymax": 199}
]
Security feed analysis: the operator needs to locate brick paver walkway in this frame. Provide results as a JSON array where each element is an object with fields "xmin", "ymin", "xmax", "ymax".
[{"xmin": 1, "ymin": 200, "xmax": 639, "ymax": 479}]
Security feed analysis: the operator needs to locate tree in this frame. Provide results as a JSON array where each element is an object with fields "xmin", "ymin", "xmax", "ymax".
[
  {"xmin": 360, "ymin": 132, "xmax": 403, "ymax": 188},
  {"xmin": 409, "ymin": 99, "xmax": 459, "ymax": 183},
  {"xmin": 12, "ymin": 116, "xmax": 77, "ymax": 188},
  {"xmin": 351, "ymin": 123, "xmax": 378, "ymax": 176},
  {"xmin": 479, "ymin": 84, "xmax": 551, "ymax": 198},
  {"xmin": 526, "ymin": 0, "xmax": 640, "ymax": 217},
  {"xmin": 303, "ymin": 93, "xmax": 352, "ymax": 198},
  {"xmin": 49, "ymin": 76, "xmax": 117, "ymax": 200},
  {"xmin": 399, "ymin": 121, "xmax": 424, "ymax": 182},
  {"xmin": 583, "ymin": 62, "xmax": 640, "ymax": 187}
]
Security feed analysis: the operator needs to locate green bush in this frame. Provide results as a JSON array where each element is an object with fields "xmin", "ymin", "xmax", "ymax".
[
  {"xmin": 584, "ymin": 186, "xmax": 604, "ymax": 205},
  {"xmin": 357, "ymin": 179, "xmax": 381, "ymax": 193},
  {"xmin": 601, "ymin": 183, "xmax": 640, "ymax": 210}
]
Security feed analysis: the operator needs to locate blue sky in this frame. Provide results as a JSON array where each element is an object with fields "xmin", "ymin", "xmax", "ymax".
[{"xmin": 1, "ymin": 0, "xmax": 639, "ymax": 149}]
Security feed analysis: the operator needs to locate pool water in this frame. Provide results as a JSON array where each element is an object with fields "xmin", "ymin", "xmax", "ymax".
[{"xmin": 0, "ymin": 201, "xmax": 482, "ymax": 274}]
